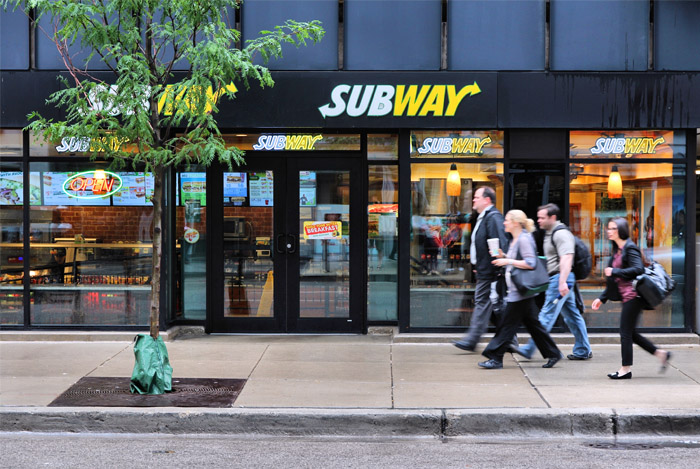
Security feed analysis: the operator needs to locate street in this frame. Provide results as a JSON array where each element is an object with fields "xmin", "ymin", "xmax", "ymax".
[{"xmin": 1, "ymin": 433, "xmax": 699, "ymax": 468}]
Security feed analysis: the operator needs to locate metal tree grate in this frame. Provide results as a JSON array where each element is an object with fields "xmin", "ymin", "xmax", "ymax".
[{"xmin": 49, "ymin": 377, "xmax": 246, "ymax": 407}]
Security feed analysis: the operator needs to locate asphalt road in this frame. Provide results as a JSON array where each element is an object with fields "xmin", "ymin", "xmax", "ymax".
[{"xmin": 1, "ymin": 433, "xmax": 699, "ymax": 468}]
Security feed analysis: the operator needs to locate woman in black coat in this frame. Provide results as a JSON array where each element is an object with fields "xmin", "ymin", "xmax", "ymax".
[{"xmin": 591, "ymin": 217, "xmax": 672, "ymax": 380}]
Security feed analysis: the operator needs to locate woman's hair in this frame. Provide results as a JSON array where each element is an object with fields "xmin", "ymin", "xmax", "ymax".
[
  {"xmin": 507, "ymin": 209, "xmax": 535, "ymax": 233},
  {"xmin": 610, "ymin": 217, "xmax": 631, "ymax": 254}
]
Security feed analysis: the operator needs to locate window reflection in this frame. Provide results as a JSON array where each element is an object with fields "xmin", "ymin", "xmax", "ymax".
[
  {"xmin": 27, "ymin": 163, "xmax": 153, "ymax": 326},
  {"xmin": 0, "ymin": 162, "xmax": 24, "ymax": 324},
  {"xmin": 176, "ymin": 168, "xmax": 207, "ymax": 320},
  {"xmin": 368, "ymin": 165, "xmax": 398, "ymax": 321},
  {"xmin": 570, "ymin": 163, "xmax": 685, "ymax": 328},
  {"xmin": 409, "ymin": 163, "xmax": 504, "ymax": 328}
]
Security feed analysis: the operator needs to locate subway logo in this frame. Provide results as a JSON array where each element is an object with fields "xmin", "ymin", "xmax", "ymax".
[
  {"xmin": 589, "ymin": 136, "xmax": 666, "ymax": 155},
  {"xmin": 318, "ymin": 83, "xmax": 481, "ymax": 118}
]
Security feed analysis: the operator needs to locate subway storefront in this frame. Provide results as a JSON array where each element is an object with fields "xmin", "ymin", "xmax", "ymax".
[{"xmin": 0, "ymin": 72, "xmax": 697, "ymax": 333}]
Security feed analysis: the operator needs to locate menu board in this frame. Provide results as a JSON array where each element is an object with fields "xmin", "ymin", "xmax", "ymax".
[
  {"xmin": 43, "ymin": 172, "xmax": 110, "ymax": 206},
  {"xmin": 180, "ymin": 172, "xmax": 207, "ymax": 206},
  {"xmin": 223, "ymin": 172, "xmax": 247, "ymax": 205},
  {"xmin": 112, "ymin": 172, "xmax": 154, "ymax": 206},
  {"xmin": 249, "ymin": 171, "xmax": 273, "ymax": 207},
  {"xmin": 299, "ymin": 171, "xmax": 316, "ymax": 207},
  {"xmin": 0, "ymin": 172, "xmax": 41, "ymax": 205}
]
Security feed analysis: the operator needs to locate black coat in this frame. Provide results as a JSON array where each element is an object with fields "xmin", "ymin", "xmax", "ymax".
[
  {"xmin": 471, "ymin": 207, "xmax": 508, "ymax": 281},
  {"xmin": 599, "ymin": 239, "xmax": 644, "ymax": 303}
]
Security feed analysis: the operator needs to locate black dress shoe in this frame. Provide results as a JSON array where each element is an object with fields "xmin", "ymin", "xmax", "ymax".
[
  {"xmin": 660, "ymin": 351, "xmax": 672, "ymax": 374},
  {"xmin": 542, "ymin": 355, "xmax": 562, "ymax": 368},
  {"xmin": 478, "ymin": 359, "xmax": 503, "ymax": 369},
  {"xmin": 453, "ymin": 341, "xmax": 475, "ymax": 352},
  {"xmin": 608, "ymin": 371, "xmax": 632, "ymax": 380}
]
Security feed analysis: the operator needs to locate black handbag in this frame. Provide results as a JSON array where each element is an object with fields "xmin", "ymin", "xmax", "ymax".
[
  {"xmin": 634, "ymin": 261, "xmax": 676, "ymax": 309},
  {"xmin": 510, "ymin": 237, "xmax": 550, "ymax": 296}
]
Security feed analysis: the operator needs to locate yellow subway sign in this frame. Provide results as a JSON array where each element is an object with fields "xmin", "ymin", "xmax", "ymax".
[
  {"xmin": 318, "ymin": 83, "xmax": 481, "ymax": 118},
  {"xmin": 85, "ymin": 83, "xmax": 238, "ymax": 116}
]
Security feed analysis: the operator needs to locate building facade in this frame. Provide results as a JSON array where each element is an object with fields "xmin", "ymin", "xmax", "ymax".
[{"xmin": 1, "ymin": 1, "xmax": 698, "ymax": 334}]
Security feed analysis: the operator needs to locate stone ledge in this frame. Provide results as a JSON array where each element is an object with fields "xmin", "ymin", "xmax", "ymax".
[{"xmin": 1, "ymin": 407, "xmax": 698, "ymax": 438}]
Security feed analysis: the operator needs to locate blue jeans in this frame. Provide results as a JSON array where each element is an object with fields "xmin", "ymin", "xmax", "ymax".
[{"xmin": 520, "ymin": 273, "xmax": 592, "ymax": 359}]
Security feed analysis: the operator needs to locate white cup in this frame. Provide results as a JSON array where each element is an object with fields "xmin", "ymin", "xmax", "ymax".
[{"xmin": 487, "ymin": 238, "xmax": 500, "ymax": 257}]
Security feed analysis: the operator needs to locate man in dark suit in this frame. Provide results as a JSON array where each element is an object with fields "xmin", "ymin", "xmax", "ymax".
[{"xmin": 454, "ymin": 187, "xmax": 512, "ymax": 352}]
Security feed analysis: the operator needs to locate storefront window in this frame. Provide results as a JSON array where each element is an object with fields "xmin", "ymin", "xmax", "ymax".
[
  {"xmin": 28, "ymin": 162, "xmax": 153, "ymax": 325},
  {"xmin": 410, "ymin": 131, "xmax": 504, "ymax": 159},
  {"xmin": 409, "ymin": 162, "xmax": 504, "ymax": 328},
  {"xmin": 0, "ymin": 162, "xmax": 24, "ymax": 324},
  {"xmin": 0, "ymin": 129, "xmax": 22, "ymax": 157},
  {"xmin": 570, "ymin": 130, "xmax": 685, "ymax": 159},
  {"xmin": 221, "ymin": 133, "xmax": 361, "ymax": 152},
  {"xmin": 368, "ymin": 134, "xmax": 398, "ymax": 160},
  {"xmin": 570, "ymin": 162, "xmax": 686, "ymax": 328},
  {"xmin": 176, "ymin": 167, "xmax": 207, "ymax": 320},
  {"xmin": 368, "ymin": 166, "xmax": 398, "ymax": 321}
]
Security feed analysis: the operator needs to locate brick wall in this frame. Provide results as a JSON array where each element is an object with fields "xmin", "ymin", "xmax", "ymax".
[
  {"xmin": 35, "ymin": 206, "xmax": 154, "ymax": 243},
  {"xmin": 223, "ymin": 206, "xmax": 274, "ymax": 238}
]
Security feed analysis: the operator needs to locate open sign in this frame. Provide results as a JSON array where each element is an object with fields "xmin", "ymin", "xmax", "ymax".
[{"xmin": 62, "ymin": 171, "xmax": 122, "ymax": 199}]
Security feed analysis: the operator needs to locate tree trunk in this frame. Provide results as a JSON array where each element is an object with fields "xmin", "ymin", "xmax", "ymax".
[{"xmin": 149, "ymin": 167, "xmax": 164, "ymax": 338}]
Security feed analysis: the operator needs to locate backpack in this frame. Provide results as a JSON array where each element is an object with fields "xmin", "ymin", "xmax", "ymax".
[
  {"xmin": 633, "ymin": 261, "xmax": 676, "ymax": 309},
  {"xmin": 551, "ymin": 225, "xmax": 592, "ymax": 280}
]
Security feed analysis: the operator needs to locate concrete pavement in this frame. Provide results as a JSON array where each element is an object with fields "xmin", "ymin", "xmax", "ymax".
[{"xmin": 1, "ymin": 332, "xmax": 699, "ymax": 438}]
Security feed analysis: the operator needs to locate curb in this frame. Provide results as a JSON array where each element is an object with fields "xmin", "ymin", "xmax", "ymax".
[{"xmin": 1, "ymin": 407, "xmax": 698, "ymax": 438}]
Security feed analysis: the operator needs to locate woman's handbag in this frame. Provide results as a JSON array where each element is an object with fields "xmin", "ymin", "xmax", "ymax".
[
  {"xmin": 634, "ymin": 261, "xmax": 676, "ymax": 309},
  {"xmin": 511, "ymin": 256, "xmax": 550, "ymax": 296},
  {"xmin": 509, "ymin": 236, "xmax": 549, "ymax": 296}
]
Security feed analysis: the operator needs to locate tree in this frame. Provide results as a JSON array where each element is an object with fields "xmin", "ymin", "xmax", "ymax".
[{"xmin": 3, "ymin": 0, "xmax": 324, "ymax": 339}]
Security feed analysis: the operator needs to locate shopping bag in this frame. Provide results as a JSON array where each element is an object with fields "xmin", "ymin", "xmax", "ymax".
[
  {"xmin": 511, "ymin": 256, "xmax": 550, "ymax": 296},
  {"xmin": 130, "ymin": 333, "xmax": 173, "ymax": 395}
]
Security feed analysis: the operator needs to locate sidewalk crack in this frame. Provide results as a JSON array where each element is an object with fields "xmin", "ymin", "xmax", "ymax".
[
  {"xmin": 515, "ymin": 357, "xmax": 551, "ymax": 408},
  {"xmin": 87, "ymin": 342, "xmax": 133, "ymax": 377},
  {"xmin": 246, "ymin": 344, "xmax": 269, "ymax": 380}
]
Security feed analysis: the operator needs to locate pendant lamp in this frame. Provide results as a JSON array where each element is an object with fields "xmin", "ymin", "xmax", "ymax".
[
  {"xmin": 446, "ymin": 163, "xmax": 461, "ymax": 196},
  {"xmin": 608, "ymin": 165, "xmax": 622, "ymax": 199}
]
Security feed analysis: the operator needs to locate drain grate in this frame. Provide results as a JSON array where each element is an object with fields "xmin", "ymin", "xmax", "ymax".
[
  {"xmin": 49, "ymin": 377, "xmax": 246, "ymax": 408},
  {"xmin": 588, "ymin": 442, "xmax": 662, "ymax": 451}
]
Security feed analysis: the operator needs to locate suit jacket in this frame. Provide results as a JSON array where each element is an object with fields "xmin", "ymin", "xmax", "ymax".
[
  {"xmin": 599, "ymin": 239, "xmax": 644, "ymax": 303},
  {"xmin": 471, "ymin": 206, "xmax": 508, "ymax": 281}
]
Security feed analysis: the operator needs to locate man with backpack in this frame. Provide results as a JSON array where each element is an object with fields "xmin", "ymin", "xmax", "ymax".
[{"xmin": 516, "ymin": 203, "xmax": 593, "ymax": 361}]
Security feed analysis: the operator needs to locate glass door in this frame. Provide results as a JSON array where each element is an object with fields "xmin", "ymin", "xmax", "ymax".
[
  {"xmin": 210, "ymin": 159, "xmax": 285, "ymax": 332},
  {"xmin": 210, "ymin": 157, "xmax": 362, "ymax": 333},
  {"xmin": 286, "ymin": 158, "xmax": 363, "ymax": 332}
]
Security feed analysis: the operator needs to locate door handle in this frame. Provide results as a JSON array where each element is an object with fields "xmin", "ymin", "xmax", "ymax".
[
  {"xmin": 276, "ymin": 234, "xmax": 286, "ymax": 254},
  {"xmin": 287, "ymin": 233, "xmax": 297, "ymax": 253}
]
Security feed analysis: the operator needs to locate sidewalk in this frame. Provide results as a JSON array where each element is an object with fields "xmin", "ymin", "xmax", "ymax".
[{"xmin": 1, "ymin": 333, "xmax": 699, "ymax": 438}]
